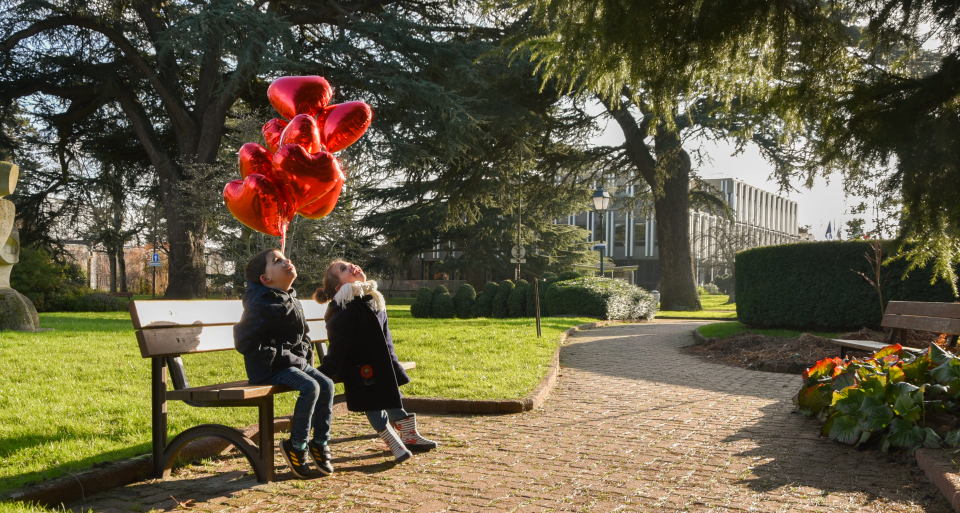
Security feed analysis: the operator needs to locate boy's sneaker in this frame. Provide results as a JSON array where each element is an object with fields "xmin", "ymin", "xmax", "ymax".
[
  {"xmin": 280, "ymin": 439, "xmax": 312, "ymax": 479},
  {"xmin": 308, "ymin": 440, "xmax": 334, "ymax": 476}
]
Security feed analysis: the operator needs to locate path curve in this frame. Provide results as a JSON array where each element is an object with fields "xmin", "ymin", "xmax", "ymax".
[{"xmin": 67, "ymin": 321, "xmax": 950, "ymax": 512}]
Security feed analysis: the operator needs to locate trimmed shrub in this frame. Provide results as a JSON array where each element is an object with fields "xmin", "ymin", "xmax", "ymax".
[
  {"xmin": 713, "ymin": 274, "xmax": 733, "ymax": 294},
  {"xmin": 508, "ymin": 279, "xmax": 529, "ymax": 317},
  {"xmin": 491, "ymin": 280, "xmax": 514, "ymax": 318},
  {"xmin": 557, "ymin": 270, "xmax": 580, "ymax": 281},
  {"xmin": 410, "ymin": 287, "xmax": 432, "ymax": 318},
  {"xmin": 453, "ymin": 284, "xmax": 476, "ymax": 318},
  {"xmin": 702, "ymin": 283, "xmax": 721, "ymax": 295},
  {"xmin": 60, "ymin": 292, "xmax": 126, "ymax": 312},
  {"xmin": 431, "ymin": 285, "xmax": 455, "ymax": 318},
  {"xmin": 545, "ymin": 277, "xmax": 657, "ymax": 320},
  {"xmin": 470, "ymin": 282, "xmax": 498, "ymax": 318},
  {"xmin": 736, "ymin": 241, "xmax": 958, "ymax": 330},
  {"xmin": 11, "ymin": 247, "xmax": 88, "ymax": 312},
  {"xmin": 525, "ymin": 279, "xmax": 539, "ymax": 316}
]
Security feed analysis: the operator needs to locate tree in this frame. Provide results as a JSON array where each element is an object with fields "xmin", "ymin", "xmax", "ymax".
[
  {"xmin": 691, "ymin": 218, "xmax": 761, "ymax": 304},
  {"xmin": 506, "ymin": 1, "xmax": 845, "ymax": 310},
  {"xmin": 0, "ymin": 0, "xmax": 408, "ymax": 297}
]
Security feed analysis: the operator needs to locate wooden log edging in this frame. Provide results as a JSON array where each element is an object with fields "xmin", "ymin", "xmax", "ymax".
[{"xmin": 916, "ymin": 448, "xmax": 960, "ymax": 512}]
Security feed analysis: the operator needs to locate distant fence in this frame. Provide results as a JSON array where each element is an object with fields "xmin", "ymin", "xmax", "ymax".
[{"xmin": 377, "ymin": 280, "xmax": 468, "ymax": 296}]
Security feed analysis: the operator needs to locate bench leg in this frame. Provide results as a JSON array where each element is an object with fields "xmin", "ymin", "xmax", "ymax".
[
  {"xmin": 151, "ymin": 357, "xmax": 169, "ymax": 479},
  {"xmin": 840, "ymin": 346, "xmax": 847, "ymax": 359},
  {"xmin": 256, "ymin": 397, "xmax": 275, "ymax": 483}
]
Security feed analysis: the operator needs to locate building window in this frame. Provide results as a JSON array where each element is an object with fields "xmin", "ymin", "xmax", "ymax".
[
  {"xmin": 634, "ymin": 220, "xmax": 646, "ymax": 246},
  {"xmin": 615, "ymin": 219, "xmax": 626, "ymax": 248}
]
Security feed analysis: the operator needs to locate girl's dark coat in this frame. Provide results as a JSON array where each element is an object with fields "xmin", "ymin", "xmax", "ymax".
[{"xmin": 317, "ymin": 295, "xmax": 410, "ymax": 412}]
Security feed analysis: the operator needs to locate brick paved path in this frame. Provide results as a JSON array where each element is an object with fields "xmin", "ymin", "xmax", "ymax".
[{"xmin": 68, "ymin": 321, "xmax": 950, "ymax": 512}]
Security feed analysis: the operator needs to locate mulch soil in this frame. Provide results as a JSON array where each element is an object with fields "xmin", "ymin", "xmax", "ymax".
[{"xmin": 684, "ymin": 328, "xmax": 948, "ymax": 374}]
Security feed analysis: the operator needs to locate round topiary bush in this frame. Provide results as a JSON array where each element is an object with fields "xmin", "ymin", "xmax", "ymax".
[
  {"xmin": 525, "ymin": 279, "xmax": 538, "ymax": 316},
  {"xmin": 410, "ymin": 287, "xmax": 432, "ymax": 318},
  {"xmin": 471, "ymin": 282, "xmax": 498, "ymax": 318},
  {"xmin": 713, "ymin": 274, "xmax": 733, "ymax": 294},
  {"xmin": 453, "ymin": 284, "xmax": 476, "ymax": 318},
  {"xmin": 491, "ymin": 280, "xmax": 514, "ymax": 318},
  {"xmin": 509, "ymin": 279, "xmax": 528, "ymax": 317},
  {"xmin": 557, "ymin": 270, "xmax": 580, "ymax": 282},
  {"xmin": 431, "ymin": 285, "xmax": 456, "ymax": 318},
  {"xmin": 545, "ymin": 277, "xmax": 657, "ymax": 320}
]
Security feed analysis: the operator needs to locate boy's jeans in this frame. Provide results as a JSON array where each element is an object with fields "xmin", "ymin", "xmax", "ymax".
[
  {"xmin": 264, "ymin": 366, "xmax": 334, "ymax": 445},
  {"xmin": 365, "ymin": 408, "xmax": 409, "ymax": 432}
]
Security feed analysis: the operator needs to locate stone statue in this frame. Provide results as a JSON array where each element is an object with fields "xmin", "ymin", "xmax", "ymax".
[{"xmin": 0, "ymin": 162, "xmax": 40, "ymax": 330}]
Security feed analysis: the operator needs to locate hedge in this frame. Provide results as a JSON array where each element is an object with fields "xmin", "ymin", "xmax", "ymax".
[
  {"xmin": 431, "ymin": 285, "xmax": 455, "ymax": 318},
  {"xmin": 736, "ymin": 241, "xmax": 958, "ymax": 330},
  {"xmin": 410, "ymin": 287, "xmax": 432, "ymax": 318},
  {"xmin": 509, "ymin": 279, "xmax": 528, "ymax": 318},
  {"xmin": 491, "ymin": 280, "xmax": 514, "ymax": 318},
  {"xmin": 453, "ymin": 284, "xmax": 476, "ymax": 318},
  {"xmin": 470, "ymin": 282, "xmax": 498, "ymax": 318},
  {"xmin": 545, "ymin": 277, "xmax": 657, "ymax": 320}
]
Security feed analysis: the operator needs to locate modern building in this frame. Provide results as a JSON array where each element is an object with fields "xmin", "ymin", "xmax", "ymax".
[{"xmin": 555, "ymin": 178, "xmax": 802, "ymax": 289}]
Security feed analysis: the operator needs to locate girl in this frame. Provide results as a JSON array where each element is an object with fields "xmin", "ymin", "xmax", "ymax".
[{"xmin": 314, "ymin": 260, "xmax": 437, "ymax": 463}]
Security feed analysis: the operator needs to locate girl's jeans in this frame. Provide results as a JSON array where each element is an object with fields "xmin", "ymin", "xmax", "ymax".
[
  {"xmin": 366, "ymin": 408, "xmax": 410, "ymax": 432},
  {"xmin": 264, "ymin": 366, "xmax": 334, "ymax": 445}
]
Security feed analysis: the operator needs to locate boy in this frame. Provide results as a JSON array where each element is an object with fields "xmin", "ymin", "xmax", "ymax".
[{"xmin": 233, "ymin": 248, "xmax": 335, "ymax": 478}]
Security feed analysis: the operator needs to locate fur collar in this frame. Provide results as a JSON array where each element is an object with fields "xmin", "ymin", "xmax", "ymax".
[{"xmin": 333, "ymin": 280, "xmax": 386, "ymax": 312}]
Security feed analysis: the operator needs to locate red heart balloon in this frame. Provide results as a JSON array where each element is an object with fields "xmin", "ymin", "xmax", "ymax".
[
  {"xmin": 268, "ymin": 76, "xmax": 333, "ymax": 120},
  {"xmin": 279, "ymin": 114, "xmax": 325, "ymax": 154},
  {"xmin": 238, "ymin": 143, "xmax": 273, "ymax": 179},
  {"xmin": 297, "ymin": 172, "xmax": 345, "ymax": 219},
  {"xmin": 223, "ymin": 174, "xmax": 293, "ymax": 237},
  {"xmin": 272, "ymin": 144, "xmax": 342, "ymax": 212},
  {"xmin": 262, "ymin": 118, "xmax": 288, "ymax": 153},
  {"xmin": 318, "ymin": 101, "xmax": 373, "ymax": 152}
]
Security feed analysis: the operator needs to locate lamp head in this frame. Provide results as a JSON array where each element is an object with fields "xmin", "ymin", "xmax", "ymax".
[{"xmin": 592, "ymin": 187, "xmax": 612, "ymax": 213}]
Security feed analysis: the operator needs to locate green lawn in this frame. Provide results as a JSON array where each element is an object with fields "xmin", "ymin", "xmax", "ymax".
[
  {"xmin": 696, "ymin": 321, "xmax": 841, "ymax": 339},
  {"xmin": 0, "ymin": 307, "xmax": 595, "ymax": 494},
  {"xmin": 655, "ymin": 294, "xmax": 738, "ymax": 319}
]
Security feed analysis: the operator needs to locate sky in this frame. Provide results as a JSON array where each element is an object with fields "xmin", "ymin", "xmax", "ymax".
[{"xmin": 590, "ymin": 111, "xmax": 866, "ymax": 241}]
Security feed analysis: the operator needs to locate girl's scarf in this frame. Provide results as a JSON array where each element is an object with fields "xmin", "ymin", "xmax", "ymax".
[{"xmin": 332, "ymin": 280, "xmax": 386, "ymax": 312}]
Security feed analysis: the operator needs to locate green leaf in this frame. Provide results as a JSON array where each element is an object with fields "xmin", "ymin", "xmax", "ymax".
[
  {"xmin": 798, "ymin": 383, "xmax": 833, "ymax": 415},
  {"xmin": 858, "ymin": 402, "xmax": 894, "ymax": 432},
  {"xmin": 887, "ymin": 364, "xmax": 905, "ymax": 383},
  {"xmin": 832, "ymin": 372, "xmax": 857, "ymax": 392},
  {"xmin": 924, "ymin": 427, "xmax": 943, "ymax": 449},
  {"xmin": 888, "ymin": 418, "xmax": 924, "ymax": 449},
  {"xmin": 880, "ymin": 432, "xmax": 891, "ymax": 452},
  {"xmin": 893, "ymin": 394, "xmax": 921, "ymax": 423},
  {"xmin": 886, "ymin": 381, "xmax": 920, "ymax": 404},
  {"xmin": 829, "ymin": 414, "xmax": 863, "ymax": 445},
  {"xmin": 858, "ymin": 430, "xmax": 872, "ymax": 446},
  {"xmin": 859, "ymin": 374, "xmax": 888, "ymax": 396},
  {"xmin": 929, "ymin": 344, "xmax": 955, "ymax": 367},
  {"xmin": 902, "ymin": 356, "xmax": 931, "ymax": 384},
  {"xmin": 931, "ymin": 359, "xmax": 960, "ymax": 392},
  {"xmin": 944, "ymin": 428, "xmax": 960, "ymax": 448},
  {"xmin": 821, "ymin": 413, "xmax": 838, "ymax": 438},
  {"xmin": 833, "ymin": 387, "xmax": 866, "ymax": 415}
]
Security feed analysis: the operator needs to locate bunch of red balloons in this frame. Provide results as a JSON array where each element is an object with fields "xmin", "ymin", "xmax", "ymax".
[{"xmin": 223, "ymin": 76, "xmax": 372, "ymax": 238}]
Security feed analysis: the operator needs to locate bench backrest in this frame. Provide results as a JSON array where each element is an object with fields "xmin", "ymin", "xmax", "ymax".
[
  {"xmin": 882, "ymin": 301, "xmax": 960, "ymax": 335},
  {"xmin": 131, "ymin": 300, "xmax": 329, "ymax": 358}
]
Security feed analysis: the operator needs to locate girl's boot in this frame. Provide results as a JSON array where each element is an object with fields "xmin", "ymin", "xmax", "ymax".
[
  {"xmin": 377, "ymin": 424, "xmax": 412, "ymax": 463},
  {"xmin": 392, "ymin": 414, "xmax": 438, "ymax": 451}
]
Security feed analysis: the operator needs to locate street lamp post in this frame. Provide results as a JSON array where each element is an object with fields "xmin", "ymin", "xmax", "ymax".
[{"xmin": 592, "ymin": 186, "xmax": 612, "ymax": 276}]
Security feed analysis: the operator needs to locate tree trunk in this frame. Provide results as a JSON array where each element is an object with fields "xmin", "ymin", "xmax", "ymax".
[
  {"xmin": 727, "ymin": 274, "xmax": 736, "ymax": 304},
  {"xmin": 108, "ymin": 247, "xmax": 117, "ymax": 293},
  {"xmin": 118, "ymin": 246, "xmax": 128, "ymax": 293},
  {"xmin": 652, "ymin": 137, "xmax": 702, "ymax": 311},
  {"xmin": 162, "ymin": 186, "xmax": 207, "ymax": 298}
]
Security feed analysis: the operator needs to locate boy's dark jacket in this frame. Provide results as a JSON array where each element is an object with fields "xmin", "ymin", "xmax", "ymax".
[
  {"xmin": 318, "ymin": 295, "xmax": 410, "ymax": 412},
  {"xmin": 234, "ymin": 281, "xmax": 314, "ymax": 384}
]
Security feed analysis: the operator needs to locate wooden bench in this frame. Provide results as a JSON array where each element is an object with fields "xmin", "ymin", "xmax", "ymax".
[
  {"xmin": 831, "ymin": 301, "xmax": 960, "ymax": 358},
  {"xmin": 130, "ymin": 299, "xmax": 415, "ymax": 483}
]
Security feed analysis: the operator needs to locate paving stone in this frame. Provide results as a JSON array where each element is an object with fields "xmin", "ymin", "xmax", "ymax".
[{"xmin": 64, "ymin": 321, "xmax": 952, "ymax": 512}]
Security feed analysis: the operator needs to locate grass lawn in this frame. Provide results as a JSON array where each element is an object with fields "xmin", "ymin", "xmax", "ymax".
[
  {"xmin": 655, "ymin": 294, "xmax": 738, "ymax": 319},
  {"xmin": 0, "ymin": 307, "xmax": 595, "ymax": 494},
  {"xmin": 696, "ymin": 321, "xmax": 842, "ymax": 339}
]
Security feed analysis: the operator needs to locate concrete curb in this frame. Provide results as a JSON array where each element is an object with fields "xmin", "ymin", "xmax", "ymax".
[
  {"xmin": 4, "ymin": 320, "xmax": 625, "ymax": 507},
  {"xmin": 917, "ymin": 448, "xmax": 960, "ymax": 512}
]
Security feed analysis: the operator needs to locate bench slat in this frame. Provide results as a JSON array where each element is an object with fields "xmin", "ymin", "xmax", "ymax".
[
  {"xmin": 135, "ymin": 321, "xmax": 328, "ymax": 358},
  {"xmin": 165, "ymin": 362, "xmax": 417, "ymax": 401},
  {"xmin": 886, "ymin": 301, "xmax": 960, "ymax": 319},
  {"xmin": 130, "ymin": 300, "xmax": 328, "ymax": 329},
  {"xmin": 830, "ymin": 339, "xmax": 922, "ymax": 353},
  {"xmin": 881, "ymin": 314, "xmax": 960, "ymax": 335}
]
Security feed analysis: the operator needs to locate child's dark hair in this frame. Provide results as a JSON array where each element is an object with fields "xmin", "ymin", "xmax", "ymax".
[
  {"xmin": 313, "ymin": 260, "xmax": 346, "ymax": 304},
  {"xmin": 245, "ymin": 249, "xmax": 279, "ymax": 284}
]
